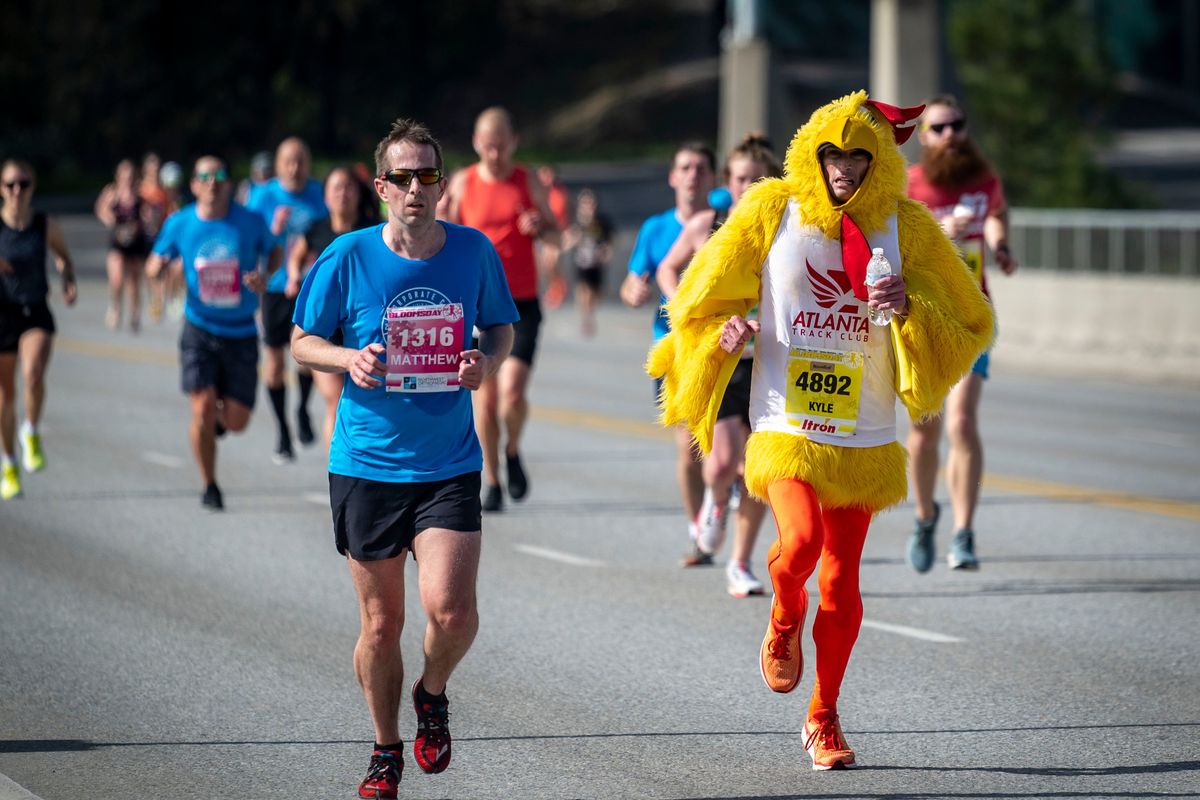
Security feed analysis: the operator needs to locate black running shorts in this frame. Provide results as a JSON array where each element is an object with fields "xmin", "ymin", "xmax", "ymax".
[
  {"xmin": 0, "ymin": 301, "xmax": 55, "ymax": 353},
  {"xmin": 716, "ymin": 357, "xmax": 753, "ymax": 427},
  {"xmin": 179, "ymin": 320, "xmax": 259, "ymax": 409},
  {"xmin": 329, "ymin": 470, "xmax": 482, "ymax": 561},
  {"xmin": 261, "ymin": 291, "xmax": 296, "ymax": 348}
]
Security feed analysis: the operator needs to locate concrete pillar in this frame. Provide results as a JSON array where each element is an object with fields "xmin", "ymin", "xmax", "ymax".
[
  {"xmin": 870, "ymin": 0, "xmax": 941, "ymax": 160},
  {"xmin": 719, "ymin": 39, "xmax": 781, "ymax": 159}
]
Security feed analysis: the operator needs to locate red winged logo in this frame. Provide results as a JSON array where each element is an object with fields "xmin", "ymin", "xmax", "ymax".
[{"xmin": 807, "ymin": 260, "xmax": 859, "ymax": 313}]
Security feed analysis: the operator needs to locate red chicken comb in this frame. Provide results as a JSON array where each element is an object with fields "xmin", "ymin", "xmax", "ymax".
[{"xmin": 864, "ymin": 99, "xmax": 926, "ymax": 145}]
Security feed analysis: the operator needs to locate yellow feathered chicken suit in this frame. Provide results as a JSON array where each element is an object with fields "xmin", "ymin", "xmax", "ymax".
[{"xmin": 646, "ymin": 91, "xmax": 994, "ymax": 511}]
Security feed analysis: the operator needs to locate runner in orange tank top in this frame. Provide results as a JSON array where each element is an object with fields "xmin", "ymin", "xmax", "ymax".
[{"xmin": 444, "ymin": 107, "xmax": 561, "ymax": 513}]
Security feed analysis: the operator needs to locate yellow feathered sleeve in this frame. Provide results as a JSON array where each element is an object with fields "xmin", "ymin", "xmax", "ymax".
[
  {"xmin": 891, "ymin": 198, "xmax": 996, "ymax": 420},
  {"xmin": 645, "ymin": 180, "xmax": 791, "ymax": 453}
]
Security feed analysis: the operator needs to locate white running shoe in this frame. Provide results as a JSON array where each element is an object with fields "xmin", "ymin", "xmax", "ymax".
[
  {"xmin": 729, "ymin": 481, "xmax": 741, "ymax": 510},
  {"xmin": 696, "ymin": 489, "xmax": 728, "ymax": 555},
  {"xmin": 726, "ymin": 560, "xmax": 765, "ymax": 598}
]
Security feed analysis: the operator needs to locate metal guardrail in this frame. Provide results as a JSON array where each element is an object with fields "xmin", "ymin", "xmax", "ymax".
[{"xmin": 1009, "ymin": 208, "xmax": 1200, "ymax": 276}]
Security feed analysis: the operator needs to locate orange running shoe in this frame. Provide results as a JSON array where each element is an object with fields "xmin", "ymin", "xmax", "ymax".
[
  {"xmin": 759, "ymin": 603, "xmax": 802, "ymax": 693},
  {"xmin": 803, "ymin": 713, "xmax": 856, "ymax": 770}
]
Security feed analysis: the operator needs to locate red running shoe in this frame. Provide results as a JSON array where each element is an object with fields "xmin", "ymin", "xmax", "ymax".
[
  {"xmin": 358, "ymin": 749, "xmax": 402, "ymax": 798},
  {"xmin": 412, "ymin": 679, "xmax": 452, "ymax": 774}
]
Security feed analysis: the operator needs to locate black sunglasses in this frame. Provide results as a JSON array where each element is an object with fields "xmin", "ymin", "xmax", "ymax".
[
  {"xmin": 3, "ymin": 179, "xmax": 32, "ymax": 190},
  {"xmin": 926, "ymin": 119, "xmax": 966, "ymax": 135},
  {"xmin": 382, "ymin": 168, "xmax": 442, "ymax": 187}
]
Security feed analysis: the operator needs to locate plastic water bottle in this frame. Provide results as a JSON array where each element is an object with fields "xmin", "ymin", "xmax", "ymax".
[{"xmin": 865, "ymin": 247, "xmax": 894, "ymax": 326}]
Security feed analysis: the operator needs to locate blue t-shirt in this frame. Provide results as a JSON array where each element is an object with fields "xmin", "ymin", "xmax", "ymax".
[
  {"xmin": 626, "ymin": 208, "xmax": 684, "ymax": 340},
  {"xmin": 152, "ymin": 203, "xmax": 275, "ymax": 338},
  {"xmin": 294, "ymin": 222, "xmax": 520, "ymax": 483},
  {"xmin": 246, "ymin": 177, "xmax": 328, "ymax": 293}
]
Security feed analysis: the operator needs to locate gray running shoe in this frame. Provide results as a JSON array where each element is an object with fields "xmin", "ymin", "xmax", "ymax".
[
  {"xmin": 906, "ymin": 502, "xmax": 939, "ymax": 573},
  {"xmin": 947, "ymin": 528, "xmax": 979, "ymax": 570}
]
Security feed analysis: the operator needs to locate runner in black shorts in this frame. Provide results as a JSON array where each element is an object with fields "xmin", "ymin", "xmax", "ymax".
[
  {"xmin": 655, "ymin": 134, "xmax": 781, "ymax": 596},
  {"xmin": 287, "ymin": 166, "xmax": 379, "ymax": 447},
  {"xmin": 0, "ymin": 159, "xmax": 77, "ymax": 501},
  {"xmin": 147, "ymin": 155, "xmax": 281, "ymax": 511},
  {"xmin": 246, "ymin": 138, "xmax": 329, "ymax": 464},
  {"xmin": 291, "ymin": 119, "xmax": 518, "ymax": 798},
  {"xmin": 443, "ymin": 107, "xmax": 562, "ymax": 513}
]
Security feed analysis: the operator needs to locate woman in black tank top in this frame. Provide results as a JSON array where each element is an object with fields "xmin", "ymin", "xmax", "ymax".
[
  {"xmin": 0, "ymin": 159, "xmax": 77, "ymax": 499},
  {"xmin": 289, "ymin": 166, "xmax": 379, "ymax": 447},
  {"xmin": 95, "ymin": 159, "xmax": 152, "ymax": 332}
]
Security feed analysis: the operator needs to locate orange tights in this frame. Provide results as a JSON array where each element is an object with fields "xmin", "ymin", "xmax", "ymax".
[{"xmin": 766, "ymin": 479, "xmax": 872, "ymax": 719}]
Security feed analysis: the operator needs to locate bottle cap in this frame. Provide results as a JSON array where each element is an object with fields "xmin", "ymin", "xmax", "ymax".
[{"xmin": 871, "ymin": 247, "xmax": 884, "ymax": 256}]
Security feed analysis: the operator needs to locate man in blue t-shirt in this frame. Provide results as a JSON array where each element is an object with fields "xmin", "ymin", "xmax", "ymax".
[
  {"xmin": 246, "ymin": 137, "xmax": 328, "ymax": 463},
  {"xmin": 292, "ymin": 119, "xmax": 516, "ymax": 798},
  {"xmin": 618, "ymin": 141, "xmax": 716, "ymax": 559},
  {"xmin": 147, "ymin": 155, "xmax": 281, "ymax": 511}
]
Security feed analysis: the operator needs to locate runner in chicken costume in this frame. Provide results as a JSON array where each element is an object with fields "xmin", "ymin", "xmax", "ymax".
[{"xmin": 647, "ymin": 91, "xmax": 994, "ymax": 770}]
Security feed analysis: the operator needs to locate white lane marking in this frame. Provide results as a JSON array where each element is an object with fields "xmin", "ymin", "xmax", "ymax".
[
  {"xmin": 304, "ymin": 492, "xmax": 328, "ymax": 506},
  {"xmin": 0, "ymin": 771, "xmax": 46, "ymax": 800},
  {"xmin": 142, "ymin": 451, "xmax": 184, "ymax": 469},
  {"xmin": 1116, "ymin": 427, "xmax": 1191, "ymax": 448},
  {"xmin": 514, "ymin": 544, "xmax": 607, "ymax": 568},
  {"xmin": 861, "ymin": 619, "xmax": 963, "ymax": 643}
]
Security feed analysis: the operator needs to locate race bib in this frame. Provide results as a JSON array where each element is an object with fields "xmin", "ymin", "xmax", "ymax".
[
  {"xmin": 195, "ymin": 258, "xmax": 242, "ymax": 308},
  {"xmin": 785, "ymin": 348, "xmax": 863, "ymax": 437},
  {"xmin": 385, "ymin": 303, "xmax": 466, "ymax": 393},
  {"xmin": 961, "ymin": 239, "xmax": 984, "ymax": 285}
]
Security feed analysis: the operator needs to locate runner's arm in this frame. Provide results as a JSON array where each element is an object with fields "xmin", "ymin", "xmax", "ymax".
[
  {"xmin": 984, "ymin": 206, "xmax": 1017, "ymax": 275},
  {"xmin": 655, "ymin": 214, "xmax": 707, "ymax": 300},
  {"xmin": 440, "ymin": 170, "xmax": 466, "ymax": 223},
  {"xmin": 286, "ymin": 237, "xmax": 313, "ymax": 297},
  {"xmin": 526, "ymin": 174, "xmax": 562, "ymax": 249},
  {"xmin": 45, "ymin": 217, "xmax": 77, "ymax": 306},
  {"xmin": 292, "ymin": 326, "xmax": 387, "ymax": 390},
  {"xmin": 94, "ymin": 186, "xmax": 116, "ymax": 228}
]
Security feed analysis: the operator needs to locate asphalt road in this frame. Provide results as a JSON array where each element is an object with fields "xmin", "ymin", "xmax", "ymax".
[{"xmin": 1, "ymin": 271, "xmax": 1198, "ymax": 800}]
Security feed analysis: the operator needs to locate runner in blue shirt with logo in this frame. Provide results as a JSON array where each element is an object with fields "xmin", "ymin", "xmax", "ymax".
[
  {"xmin": 246, "ymin": 137, "xmax": 328, "ymax": 463},
  {"xmin": 618, "ymin": 141, "xmax": 716, "ymax": 555},
  {"xmin": 146, "ymin": 155, "xmax": 281, "ymax": 512},
  {"xmin": 292, "ymin": 119, "xmax": 516, "ymax": 800}
]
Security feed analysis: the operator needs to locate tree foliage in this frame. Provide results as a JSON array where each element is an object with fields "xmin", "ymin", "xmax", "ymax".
[
  {"xmin": 947, "ymin": 0, "xmax": 1145, "ymax": 208},
  {"xmin": 1, "ymin": 0, "xmax": 700, "ymax": 189}
]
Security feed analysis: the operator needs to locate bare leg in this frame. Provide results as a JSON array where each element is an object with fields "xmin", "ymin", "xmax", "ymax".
[
  {"xmin": 473, "ymin": 374, "xmax": 501, "ymax": 487},
  {"xmin": 264, "ymin": 345, "xmax": 286, "ymax": 391},
  {"xmin": 907, "ymin": 413, "xmax": 944, "ymax": 522},
  {"xmin": 347, "ymin": 553, "xmax": 408, "ymax": 745},
  {"xmin": 0, "ymin": 354, "xmax": 16, "ymax": 456},
  {"xmin": 187, "ymin": 389, "xmax": 218, "ymax": 487},
  {"xmin": 498, "ymin": 357, "xmax": 531, "ymax": 458},
  {"xmin": 675, "ymin": 425, "xmax": 704, "ymax": 522},
  {"xmin": 731, "ymin": 479, "xmax": 767, "ymax": 564},
  {"xmin": 576, "ymin": 283, "xmax": 597, "ymax": 336},
  {"xmin": 944, "ymin": 373, "xmax": 984, "ymax": 531},
  {"xmin": 17, "ymin": 329, "xmax": 52, "ymax": 428},
  {"xmin": 411, "ymin": 528, "xmax": 482, "ymax": 694},
  {"xmin": 124, "ymin": 258, "xmax": 143, "ymax": 331},
  {"xmin": 105, "ymin": 250, "xmax": 123, "ymax": 327}
]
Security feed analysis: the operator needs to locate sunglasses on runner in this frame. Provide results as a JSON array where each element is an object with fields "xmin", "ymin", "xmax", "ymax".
[
  {"xmin": 194, "ymin": 169, "xmax": 230, "ymax": 183},
  {"xmin": 381, "ymin": 168, "xmax": 442, "ymax": 187},
  {"xmin": 2, "ymin": 179, "xmax": 32, "ymax": 191},
  {"xmin": 925, "ymin": 119, "xmax": 966, "ymax": 135}
]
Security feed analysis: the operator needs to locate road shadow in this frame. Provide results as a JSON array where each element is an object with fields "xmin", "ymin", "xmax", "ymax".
[{"xmin": 5, "ymin": 721, "xmax": 1196, "ymax": 753}]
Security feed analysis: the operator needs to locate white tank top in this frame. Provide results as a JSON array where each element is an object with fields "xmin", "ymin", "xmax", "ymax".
[{"xmin": 750, "ymin": 201, "xmax": 902, "ymax": 448}]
